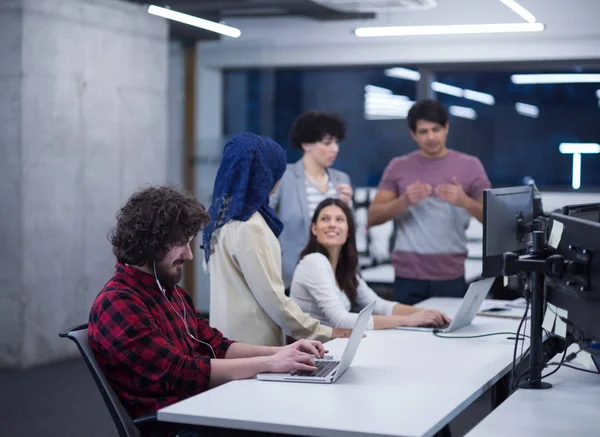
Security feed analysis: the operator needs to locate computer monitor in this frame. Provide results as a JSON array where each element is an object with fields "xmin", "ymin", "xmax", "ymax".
[
  {"xmin": 562, "ymin": 202, "xmax": 600, "ymax": 223},
  {"xmin": 545, "ymin": 211, "xmax": 600, "ymax": 349},
  {"xmin": 482, "ymin": 186, "xmax": 534, "ymax": 277}
]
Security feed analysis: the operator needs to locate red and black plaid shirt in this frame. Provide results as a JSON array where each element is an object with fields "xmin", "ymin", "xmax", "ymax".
[{"xmin": 88, "ymin": 263, "xmax": 234, "ymax": 419}]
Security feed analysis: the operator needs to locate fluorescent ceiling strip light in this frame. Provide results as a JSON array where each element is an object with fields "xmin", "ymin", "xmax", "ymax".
[
  {"xmin": 384, "ymin": 67, "xmax": 421, "ymax": 81},
  {"xmin": 432, "ymin": 82, "xmax": 463, "ymax": 97},
  {"xmin": 431, "ymin": 82, "xmax": 495, "ymax": 105},
  {"xmin": 355, "ymin": 22, "xmax": 544, "ymax": 37},
  {"xmin": 463, "ymin": 89, "xmax": 495, "ymax": 105},
  {"xmin": 511, "ymin": 74, "xmax": 600, "ymax": 84},
  {"xmin": 559, "ymin": 143, "xmax": 600, "ymax": 190},
  {"xmin": 559, "ymin": 143, "xmax": 600, "ymax": 154},
  {"xmin": 515, "ymin": 102, "xmax": 539, "ymax": 118},
  {"xmin": 365, "ymin": 94, "xmax": 411, "ymax": 102},
  {"xmin": 148, "ymin": 5, "xmax": 241, "ymax": 38},
  {"xmin": 364, "ymin": 85, "xmax": 392, "ymax": 94},
  {"xmin": 365, "ymin": 113, "xmax": 409, "ymax": 120},
  {"xmin": 449, "ymin": 105, "xmax": 477, "ymax": 120},
  {"xmin": 499, "ymin": 0, "xmax": 536, "ymax": 23},
  {"xmin": 365, "ymin": 99, "xmax": 412, "ymax": 105}
]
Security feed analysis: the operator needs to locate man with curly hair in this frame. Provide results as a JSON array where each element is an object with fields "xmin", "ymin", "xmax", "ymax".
[{"xmin": 88, "ymin": 186, "xmax": 328, "ymax": 436}]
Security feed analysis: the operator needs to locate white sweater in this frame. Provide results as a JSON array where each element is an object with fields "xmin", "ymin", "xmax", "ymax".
[
  {"xmin": 207, "ymin": 213, "xmax": 333, "ymax": 346},
  {"xmin": 290, "ymin": 253, "xmax": 396, "ymax": 329}
]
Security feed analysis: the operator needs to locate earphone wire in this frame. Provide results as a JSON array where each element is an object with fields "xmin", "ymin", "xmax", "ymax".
[{"xmin": 153, "ymin": 260, "xmax": 216, "ymax": 359}]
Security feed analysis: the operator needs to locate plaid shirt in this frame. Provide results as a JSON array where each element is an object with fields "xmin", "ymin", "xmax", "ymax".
[{"xmin": 88, "ymin": 263, "xmax": 234, "ymax": 419}]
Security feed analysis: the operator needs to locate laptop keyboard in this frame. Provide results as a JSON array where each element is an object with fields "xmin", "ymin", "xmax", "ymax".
[
  {"xmin": 291, "ymin": 360, "xmax": 339, "ymax": 377},
  {"xmin": 419, "ymin": 323, "xmax": 451, "ymax": 329}
]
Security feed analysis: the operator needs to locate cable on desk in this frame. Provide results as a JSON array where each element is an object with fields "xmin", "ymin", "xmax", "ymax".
[
  {"xmin": 512, "ymin": 344, "xmax": 568, "ymax": 389},
  {"xmin": 545, "ymin": 362, "xmax": 600, "ymax": 375},
  {"xmin": 432, "ymin": 331, "xmax": 530, "ymax": 339},
  {"xmin": 509, "ymin": 296, "xmax": 531, "ymax": 392}
]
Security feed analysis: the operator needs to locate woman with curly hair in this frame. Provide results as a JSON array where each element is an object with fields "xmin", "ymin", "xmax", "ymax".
[
  {"xmin": 203, "ymin": 132, "xmax": 352, "ymax": 346},
  {"xmin": 270, "ymin": 111, "xmax": 353, "ymax": 291}
]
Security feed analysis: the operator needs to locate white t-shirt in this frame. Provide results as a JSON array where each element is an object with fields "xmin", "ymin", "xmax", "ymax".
[{"xmin": 290, "ymin": 252, "xmax": 396, "ymax": 329}]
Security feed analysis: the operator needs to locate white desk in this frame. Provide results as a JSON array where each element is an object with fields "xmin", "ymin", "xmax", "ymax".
[
  {"xmin": 158, "ymin": 299, "xmax": 525, "ymax": 437},
  {"xmin": 465, "ymin": 352, "xmax": 600, "ymax": 437}
]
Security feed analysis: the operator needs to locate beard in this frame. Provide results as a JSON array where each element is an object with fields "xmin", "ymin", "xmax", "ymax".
[{"xmin": 155, "ymin": 259, "xmax": 185, "ymax": 288}]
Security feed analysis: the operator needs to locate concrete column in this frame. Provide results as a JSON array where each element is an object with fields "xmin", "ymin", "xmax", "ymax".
[
  {"xmin": 193, "ymin": 60, "xmax": 223, "ymax": 312},
  {"xmin": 168, "ymin": 41, "xmax": 185, "ymax": 187},
  {"xmin": 417, "ymin": 68, "xmax": 436, "ymax": 101},
  {"xmin": 0, "ymin": 0, "xmax": 169, "ymax": 368},
  {"xmin": 0, "ymin": 0, "xmax": 24, "ymax": 369}
]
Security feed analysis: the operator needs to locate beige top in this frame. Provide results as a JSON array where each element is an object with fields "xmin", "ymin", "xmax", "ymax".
[{"xmin": 207, "ymin": 212, "xmax": 333, "ymax": 346}]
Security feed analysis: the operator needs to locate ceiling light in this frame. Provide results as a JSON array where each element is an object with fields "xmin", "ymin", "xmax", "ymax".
[
  {"xmin": 355, "ymin": 22, "xmax": 544, "ymax": 37},
  {"xmin": 449, "ymin": 105, "xmax": 477, "ymax": 120},
  {"xmin": 432, "ymin": 82, "xmax": 463, "ymax": 97},
  {"xmin": 499, "ymin": 0, "xmax": 536, "ymax": 23},
  {"xmin": 431, "ymin": 83, "xmax": 495, "ymax": 105},
  {"xmin": 365, "ymin": 113, "xmax": 410, "ymax": 120},
  {"xmin": 559, "ymin": 143, "xmax": 600, "ymax": 190},
  {"xmin": 384, "ymin": 67, "xmax": 421, "ymax": 81},
  {"xmin": 559, "ymin": 143, "xmax": 600, "ymax": 154},
  {"xmin": 364, "ymin": 87, "xmax": 414, "ymax": 120},
  {"xmin": 511, "ymin": 74, "xmax": 600, "ymax": 84},
  {"xmin": 515, "ymin": 102, "xmax": 539, "ymax": 118},
  {"xmin": 148, "ymin": 5, "xmax": 241, "ymax": 38},
  {"xmin": 463, "ymin": 89, "xmax": 495, "ymax": 105},
  {"xmin": 364, "ymin": 85, "xmax": 392, "ymax": 95}
]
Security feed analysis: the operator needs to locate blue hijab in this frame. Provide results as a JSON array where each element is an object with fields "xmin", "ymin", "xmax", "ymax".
[{"xmin": 203, "ymin": 132, "xmax": 287, "ymax": 262}]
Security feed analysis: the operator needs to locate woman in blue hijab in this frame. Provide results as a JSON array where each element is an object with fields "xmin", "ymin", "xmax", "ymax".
[{"xmin": 204, "ymin": 132, "xmax": 350, "ymax": 346}]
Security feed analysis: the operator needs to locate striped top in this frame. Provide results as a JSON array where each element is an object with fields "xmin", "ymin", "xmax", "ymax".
[
  {"xmin": 305, "ymin": 176, "xmax": 337, "ymax": 219},
  {"xmin": 378, "ymin": 150, "xmax": 491, "ymax": 280}
]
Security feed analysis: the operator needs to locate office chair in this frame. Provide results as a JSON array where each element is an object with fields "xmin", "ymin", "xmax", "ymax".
[{"xmin": 59, "ymin": 324, "xmax": 167, "ymax": 437}]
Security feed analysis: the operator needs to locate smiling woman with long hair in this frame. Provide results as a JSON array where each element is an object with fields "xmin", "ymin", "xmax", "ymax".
[{"xmin": 290, "ymin": 198, "xmax": 451, "ymax": 330}]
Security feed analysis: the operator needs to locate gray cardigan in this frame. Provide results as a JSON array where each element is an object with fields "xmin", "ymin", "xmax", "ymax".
[{"xmin": 270, "ymin": 159, "xmax": 351, "ymax": 288}]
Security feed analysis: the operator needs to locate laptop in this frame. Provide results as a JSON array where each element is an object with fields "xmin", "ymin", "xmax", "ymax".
[
  {"xmin": 395, "ymin": 277, "xmax": 495, "ymax": 333},
  {"xmin": 257, "ymin": 300, "xmax": 375, "ymax": 384}
]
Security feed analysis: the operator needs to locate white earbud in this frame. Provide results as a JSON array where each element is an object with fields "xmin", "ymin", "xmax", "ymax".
[{"xmin": 153, "ymin": 260, "xmax": 216, "ymax": 359}]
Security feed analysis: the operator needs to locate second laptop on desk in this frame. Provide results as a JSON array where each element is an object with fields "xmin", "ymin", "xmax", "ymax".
[
  {"xmin": 396, "ymin": 277, "xmax": 495, "ymax": 333},
  {"xmin": 257, "ymin": 300, "xmax": 375, "ymax": 384}
]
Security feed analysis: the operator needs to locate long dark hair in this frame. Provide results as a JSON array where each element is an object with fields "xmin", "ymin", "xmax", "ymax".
[{"xmin": 299, "ymin": 198, "xmax": 359, "ymax": 305}]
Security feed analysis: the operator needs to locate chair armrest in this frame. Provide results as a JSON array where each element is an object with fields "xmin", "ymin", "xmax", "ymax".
[
  {"xmin": 134, "ymin": 413, "xmax": 183, "ymax": 437},
  {"xmin": 59, "ymin": 323, "xmax": 89, "ymax": 338},
  {"xmin": 133, "ymin": 413, "xmax": 158, "ymax": 426}
]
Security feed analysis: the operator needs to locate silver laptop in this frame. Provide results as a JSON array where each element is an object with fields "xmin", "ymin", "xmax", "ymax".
[
  {"xmin": 257, "ymin": 300, "xmax": 375, "ymax": 384},
  {"xmin": 396, "ymin": 277, "xmax": 495, "ymax": 333}
]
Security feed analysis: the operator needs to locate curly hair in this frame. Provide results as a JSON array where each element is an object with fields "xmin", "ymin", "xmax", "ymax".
[
  {"xmin": 290, "ymin": 111, "xmax": 346, "ymax": 149},
  {"xmin": 110, "ymin": 186, "xmax": 209, "ymax": 266}
]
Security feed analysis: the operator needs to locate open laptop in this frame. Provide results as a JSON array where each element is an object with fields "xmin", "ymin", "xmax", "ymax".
[
  {"xmin": 257, "ymin": 300, "xmax": 375, "ymax": 384},
  {"xmin": 396, "ymin": 277, "xmax": 495, "ymax": 333}
]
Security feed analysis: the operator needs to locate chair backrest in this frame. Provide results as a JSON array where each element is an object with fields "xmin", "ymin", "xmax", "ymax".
[{"xmin": 60, "ymin": 325, "xmax": 141, "ymax": 437}]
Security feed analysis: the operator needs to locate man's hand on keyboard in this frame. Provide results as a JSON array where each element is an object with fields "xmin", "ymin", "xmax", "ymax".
[
  {"xmin": 266, "ymin": 340, "xmax": 328, "ymax": 373},
  {"xmin": 402, "ymin": 309, "xmax": 451, "ymax": 328}
]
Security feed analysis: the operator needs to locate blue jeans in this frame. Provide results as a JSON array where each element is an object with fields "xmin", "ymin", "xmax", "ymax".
[{"xmin": 394, "ymin": 276, "xmax": 467, "ymax": 305}]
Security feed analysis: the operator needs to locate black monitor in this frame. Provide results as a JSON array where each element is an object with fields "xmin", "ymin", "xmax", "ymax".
[
  {"xmin": 562, "ymin": 202, "xmax": 600, "ymax": 223},
  {"xmin": 482, "ymin": 186, "xmax": 534, "ymax": 277},
  {"xmin": 545, "ymin": 211, "xmax": 600, "ymax": 348}
]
